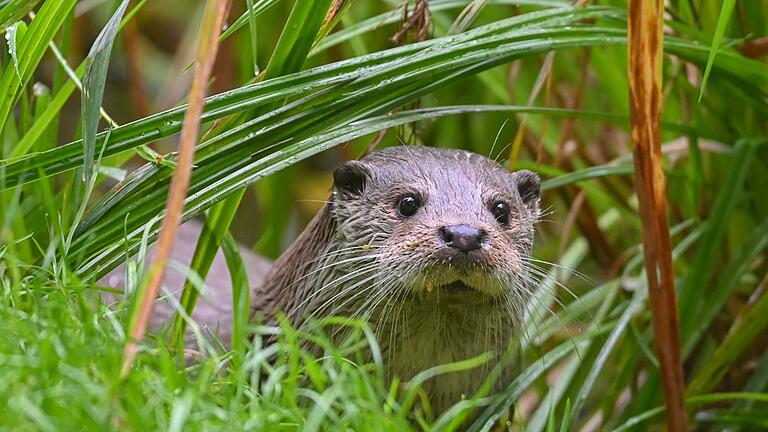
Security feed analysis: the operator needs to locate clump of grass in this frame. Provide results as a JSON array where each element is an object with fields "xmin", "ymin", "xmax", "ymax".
[{"xmin": 0, "ymin": 283, "xmax": 420, "ymax": 430}]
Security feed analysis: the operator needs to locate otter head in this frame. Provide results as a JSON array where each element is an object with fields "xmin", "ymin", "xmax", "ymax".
[{"xmin": 329, "ymin": 146, "xmax": 540, "ymax": 318}]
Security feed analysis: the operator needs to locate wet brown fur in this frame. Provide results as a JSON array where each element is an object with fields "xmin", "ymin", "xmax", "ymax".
[{"xmin": 253, "ymin": 146, "xmax": 541, "ymax": 413}]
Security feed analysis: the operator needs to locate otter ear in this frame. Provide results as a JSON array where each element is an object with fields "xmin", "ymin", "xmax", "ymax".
[
  {"xmin": 334, "ymin": 160, "xmax": 371, "ymax": 195},
  {"xmin": 514, "ymin": 170, "xmax": 541, "ymax": 207}
]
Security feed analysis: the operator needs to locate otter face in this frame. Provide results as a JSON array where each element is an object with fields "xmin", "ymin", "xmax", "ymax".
[{"xmin": 331, "ymin": 146, "xmax": 540, "ymax": 312}]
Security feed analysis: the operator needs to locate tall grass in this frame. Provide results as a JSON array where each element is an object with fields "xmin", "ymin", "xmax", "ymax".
[{"xmin": 0, "ymin": 0, "xmax": 767, "ymax": 430}]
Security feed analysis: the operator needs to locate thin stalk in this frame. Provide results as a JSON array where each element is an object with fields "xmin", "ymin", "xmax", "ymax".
[
  {"xmin": 120, "ymin": 0, "xmax": 232, "ymax": 378},
  {"xmin": 627, "ymin": 1, "xmax": 687, "ymax": 430}
]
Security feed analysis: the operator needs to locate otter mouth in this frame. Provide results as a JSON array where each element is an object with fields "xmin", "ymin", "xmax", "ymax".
[
  {"xmin": 417, "ymin": 276, "xmax": 501, "ymax": 305},
  {"xmin": 427, "ymin": 280, "xmax": 496, "ymax": 306},
  {"xmin": 439, "ymin": 280, "xmax": 474, "ymax": 294}
]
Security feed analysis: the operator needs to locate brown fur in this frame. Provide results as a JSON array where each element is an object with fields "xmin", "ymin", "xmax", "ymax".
[{"xmin": 254, "ymin": 146, "xmax": 541, "ymax": 414}]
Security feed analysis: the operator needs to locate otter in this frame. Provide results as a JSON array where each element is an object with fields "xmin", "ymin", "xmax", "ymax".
[
  {"xmin": 104, "ymin": 145, "xmax": 541, "ymax": 414},
  {"xmin": 254, "ymin": 146, "xmax": 541, "ymax": 413}
]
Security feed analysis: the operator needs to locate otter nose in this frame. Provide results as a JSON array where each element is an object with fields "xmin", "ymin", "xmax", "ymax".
[{"xmin": 438, "ymin": 225, "xmax": 486, "ymax": 253}]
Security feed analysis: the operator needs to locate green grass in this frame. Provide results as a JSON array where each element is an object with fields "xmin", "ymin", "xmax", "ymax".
[
  {"xmin": 1, "ymin": 0, "xmax": 768, "ymax": 430},
  {"xmin": 0, "ymin": 288, "xmax": 412, "ymax": 430}
]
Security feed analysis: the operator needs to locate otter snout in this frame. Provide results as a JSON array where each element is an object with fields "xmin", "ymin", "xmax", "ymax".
[{"xmin": 437, "ymin": 224, "xmax": 487, "ymax": 253}]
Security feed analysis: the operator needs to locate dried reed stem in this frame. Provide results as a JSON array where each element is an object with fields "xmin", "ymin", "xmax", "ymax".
[
  {"xmin": 628, "ymin": 1, "xmax": 687, "ymax": 430},
  {"xmin": 120, "ymin": 0, "xmax": 232, "ymax": 378}
]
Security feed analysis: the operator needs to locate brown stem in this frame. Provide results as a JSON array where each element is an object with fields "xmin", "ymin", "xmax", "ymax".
[
  {"xmin": 123, "ymin": 18, "xmax": 149, "ymax": 118},
  {"xmin": 737, "ymin": 37, "xmax": 768, "ymax": 58},
  {"xmin": 120, "ymin": 0, "xmax": 233, "ymax": 378},
  {"xmin": 628, "ymin": 1, "xmax": 687, "ymax": 430}
]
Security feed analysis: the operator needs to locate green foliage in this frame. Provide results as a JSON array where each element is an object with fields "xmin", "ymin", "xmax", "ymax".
[
  {"xmin": 0, "ymin": 0, "xmax": 75, "ymax": 132},
  {"xmin": 0, "ymin": 290, "xmax": 414, "ymax": 430},
  {"xmin": 0, "ymin": 0, "xmax": 767, "ymax": 430},
  {"xmin": 81, "ymin": 0, "xmax": 128, "ymax": 182}
]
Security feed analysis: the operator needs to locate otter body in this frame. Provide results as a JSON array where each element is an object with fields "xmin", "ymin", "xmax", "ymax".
[{"xmin": 255, "ymin": 146, "xmax": 541, "ymax": 413}]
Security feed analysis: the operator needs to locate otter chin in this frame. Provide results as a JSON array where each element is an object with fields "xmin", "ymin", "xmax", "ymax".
[{"xmin": 255, "ymin": 145, "xmax": 541, "ymax": 415}]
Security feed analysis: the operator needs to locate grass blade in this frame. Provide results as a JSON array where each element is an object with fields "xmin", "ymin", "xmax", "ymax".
[
  {"xmin": 10, "ymin": 0, "xmax": 146, "ymax": 160},
  {"xmin": 684, "ymin": 211, "xmax": 768, "ymax": 357},
  {"xmin": 5, "ymin": 21, "xmax": 27, "ymax": 82},
  {"xmin": 679, "ymin": 139, "xmax": 758, "ymax": 355},
  {"xmin": 313, "ymin": 0, "xmax": 357, "ymax": 46},
  {"xmin": 311, "ymin": 0, "xmax": 568, "ymax": 56},
  {"xmin": 686, "ymin": 271, "xmax": 768, "ymax": 395},
  {"xmin": 217, "ymin": 0, "xmax": 279, "ymax": 43},
  {"xmin": 568, "ymin": 289, "xmax": 645, "ymax": 428},
  {"xmin": 613, "ymin": 393, "xmax": 768, "ymax": 432},
  {"xmin": 219, "ymin": 231, "xmax": 250, "ymax": 365},
  {"xmin": 263, "ymin": 0, "xmax": 335, "ymax": 77},
  {"xmin": 70, "ymin": 105, "xmax": 624, "ymax": 278},
  {"xmin": 540, "ymin": 164, "xmax": 633, "ymax": 191},
  {"xmin": 81, "ymin": 0, "xmax": 128, "ymax": 182},
  {"xmin": 244, "ymin": 0, "xmax": 260, "ymax": 77},
  {"xmin": 170, "ymin": 193, "xmax": 241, "ymax": 348},
  {"xmin": 697, "ymin": 0, "xmax": 736, "ymax": 101},
  {"xmin": 0, "ymin": 0, "xmax": 76, "ymax": 131},
  {"xmin": 0, "ymin": 0, "xmax": 39, "ymax": 31},
  {"xmin": 467, "ymin": 334, "xmax": 601, "ymax": 432}
]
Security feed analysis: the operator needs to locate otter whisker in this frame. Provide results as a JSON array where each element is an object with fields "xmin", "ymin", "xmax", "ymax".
[
  {"xmin": 289, "ymin": 262, "xmax": 381, "ymax": 319},
  {"xmin": 374, "ymin": 287, "xmax": 401, "ymax": 340},
  {"xmin": 306, "ymin": 242, "xmax": 385, "ymax": 262},
  {"xmin": 355, "ymin": 280, "xmax": 398, "ymax": 323},
  {"xmin": 522, "ymin": 256, "xmax": 591, "ymax": 283},
  {"xmin": 272, "ymin": 257, "xmax": 382, "ymax": 306},
  {"xmin": 308, "ymin": 269, "xmax": 396, "ymax": 322},
  {"xmin": 363, "ymin": 275, "xmax": 409, "ymax": 324},
  {"xmin": 366, "ymin": 264, "xmax": 413, "ymax": 349},
  {"xmin": 521, "ymin": 264, "xmax": 584, "ymax": 307},
  {"xmin": 534, "ymin": 204, "xmax": 556, "ymax": 221},
  {"xmin": 517, "ymin": 274, "xmax": 587, "ymax": 361},
  {"xmin": 517, "ymin": 269, "xmax": 593, "ymax": 358},
  {"xmin": 308, "ymin": 263, "xmax": 380, "ymax": 302},
  {"xmin": 487, "ymin": 119, "xmax": 509, "ymax": 162},
  {"xmin": 357, "ymin": 284, "xmax": 402, "ymax": 337},
  {"xmin": 519, "ymin": 267, "xmax": 599, "ymax": 337},
  {"xmin": 493, "ymin": 272, "xmax": 523, "ymax": 321},
  {"xmin": 285, "ymin": 251, "xmax": 385, "ymax": 288},
  {"xmin": 327, "ymin": 272, "xmax": 403, "ymax": 341},
  {"xmin": 325, "ymin": 271, "xmax": 403, "ymax": 322}
]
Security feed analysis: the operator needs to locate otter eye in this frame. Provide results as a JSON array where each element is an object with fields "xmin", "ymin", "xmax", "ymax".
[
  {"xmin": 492, "ymin": 201, "xmax": 510, "ymax": 225},
  {"xmin": 397, "ymin": 194, "xmax": 421, "ymax": 217}
]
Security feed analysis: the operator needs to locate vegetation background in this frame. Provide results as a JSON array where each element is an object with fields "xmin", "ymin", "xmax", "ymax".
[{"xmin": 0, "ymin": 0, "xmax": 766, "ymax": 430}]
